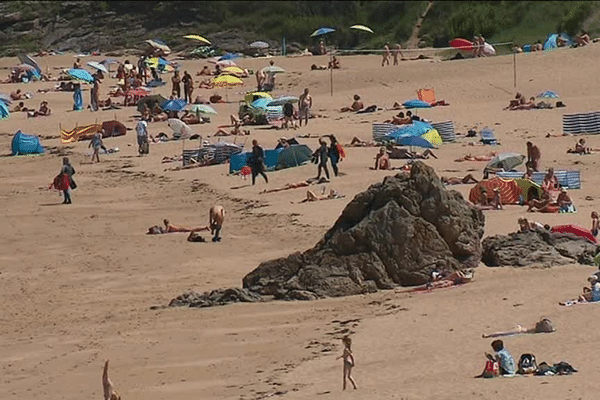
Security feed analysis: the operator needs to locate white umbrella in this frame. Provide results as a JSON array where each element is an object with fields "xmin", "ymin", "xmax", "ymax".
[
  {"xmin": 87, "ymin": 61, "xmax": 108, "ymax": 74},
  {"xmin": 168, "ymin": 118, "xmax": 193, "ymax": 139}
]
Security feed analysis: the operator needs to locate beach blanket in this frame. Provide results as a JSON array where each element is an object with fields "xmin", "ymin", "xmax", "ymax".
[
  {"xmin": 61, "ymin": 124, "xmax": 101, "ymax": 143},
  {"xmin": 469, "ymin": 178, "xmax": 521, "ymax": 205}
]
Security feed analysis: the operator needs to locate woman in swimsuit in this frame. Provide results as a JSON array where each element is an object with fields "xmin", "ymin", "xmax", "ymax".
[{"xmin": 338, "ymin": 336, "xmax": 357, "ymax": 390}]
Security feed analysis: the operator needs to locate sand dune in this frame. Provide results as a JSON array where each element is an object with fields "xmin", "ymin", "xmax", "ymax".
[{"xmin": 2, "ymin": 45, "xmax": 600, "ymax": 399}]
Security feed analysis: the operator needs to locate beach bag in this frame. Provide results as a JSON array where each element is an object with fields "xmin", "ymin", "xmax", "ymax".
[
  {"xmin": 140, "ymin": 141, "xmax": 149, "ymax": 154},
  {"xmin": 482, "ymin": 360, "xmax": 499, "ymax": 378},
  {"xmin": 518, "ymin": 353, "xmax": 538, "ymax": 374},
  {"xmin": 336, "ymin": 143, "xmax": 346, "ymax": 160}
]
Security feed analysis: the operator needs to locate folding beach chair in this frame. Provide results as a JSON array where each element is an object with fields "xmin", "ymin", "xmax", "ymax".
[
  {"xmin": 480, "ymin": 127, "xmax": 498, "ymax": 145},
  {"xmin": 417, "ymin": 88, "xmax": 436, "ymax": 105}
]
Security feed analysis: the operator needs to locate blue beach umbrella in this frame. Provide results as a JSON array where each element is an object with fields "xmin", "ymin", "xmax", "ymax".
[
  {"xmin": 161, "ymin": 99, "xmax": 187, "ymax": 111},
  {"xmin": 311, "ymin": 27, "xmax": 336, "ymax": 37},
  {"xmin": 188, "ymin": 104, "xmax": 217, "ymax": 115},
  {"xmin": 402, "ymin": 99, "xmax": 432, "ymax": 109},
  {"xmin": 251, "ymin": 98, "xmax": 272, "ymax": 109},
  {"xmin": 68, "ymin": 68, "xmax": 94, "ymax": 83},
  {"xmin": 388, "ymin": 120, "xmax": 434, "ymax": 139},
  {"xmin": 396, "ymin": 135, "xmax": 435, "ymax": 149},
  {"xmin": 267, "ymin": 96, "xmax": 299, "ymax": 107},
  {"xmin": 536, "ymin": 90, "xmax": 559, "ymax": 98},
  {"xmin": 0, "ymin": 101, "xmax": 9, "ymax": 120},
  {"xmin": 219, "ymin": 53, "xmax": 240, "ymax": 61}
]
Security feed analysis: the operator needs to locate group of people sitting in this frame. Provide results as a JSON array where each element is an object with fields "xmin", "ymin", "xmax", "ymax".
[
  {"xmin": 339, "ymin": 94, "xmax": 377, "ymax": 114},
  {"xmin": 567, "ymin": 138, "xmax": 597, "ymax": 154},
  {"xmin": 505, "ymin": 93, "xmax": 557, "ymax": 111},
  {"xmin": 527, "ymin": 168, "xmax": 575, "ymax": 213},
  {"xmin": 13, "ymin": 100, "xmax": 51, "ymax": 117},
  {"xmin": 384, "ymin": 110, "xmax": 421, "ymax": 125}
]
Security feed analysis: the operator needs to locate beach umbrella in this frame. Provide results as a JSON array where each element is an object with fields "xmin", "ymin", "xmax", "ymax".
[
  {"xmin": 261, "ymin": 65, "xmax": 285, "ymax": 74},
  {"xmin": 16, "ymin": 63, "xmax": 36, "ymax": 72},
  {"xmin": 212, "ymin": 75, "xmax": 243, "ymax": 87},
  {"xmin": 0, "ymin": 101, "xmax": 9, "ymax": 120},
  {"xmin": 388, "ymin": 121, "xmax": 434, "ymax": 139},
  {"xmin": 168, "ymin": 118, "xmax": 193, "ymax": 139},
  {"xmin": 397, "ymin": 135, "xmax": 435, "ymax": 149},
  {"xmin": 221, "ymin": 66, "xmax": 245, "ymax": 76},
  {"xmin": 537, "ymin": 90, "xmax": 559, "ymax": 99},
  {"xmin": 145, "ymin": 39, "xmax": 171, "ymax": 55},
  {"xmin": 18, "ymin": 54, "xmax": 41, "ymax": 72},
  {"xmin": 450, "ymin": 38, "xmax": 474, "ymax": 51},
  {"xmin": 137, "ymin": 94, "xmax": 167, "ymax": 112},
  {"xmin": 68, "ymin": 68, "xmax": 94, "ymax": 83},
  {"xmin": 420, "ymin": 129, "xmax": 442, "ymax": 146},
  {"xmin": 183, "ymin": 34, "xmax": 211, "ymax": 45},
  {"xmin": 87, "ymin": 61, "xmax": 108, "ymax": 74},
  {"xmin": 189, "ymin": 104, "xmax": 217, "ymax": 115},
  {"xmin": 250, "ymin": 98, "xmax": 272, "ymax": 109},
  {"xmin": 311, "ymin": 27, "xmax": 336, "ymax": 37},
  {"xmin": 216, "ymin": 59, "xmax": 237, "ymax": 68},
  {"xmin": 250, "ymin": 41, "xmax": 269, "ymax": 49},
  {"xmin": 161, "ymin": 98, "xmax": 187, "ymax": 112},
  {"xmin": 350, "ymin": 25, "xmax": 374, "ymax": 33},
  {"xmin": 469, "ymin": 178, "xmax": 522, "ymax": 205},
  {"xmin": 219, "ymin": 53, "xmax": 240, "ymax": 61},
  {"xmin": 100, "ymin": 58, "xmax": 118, "ymax": 65},
  {"xmin": 267, "ymin": 96, "xmax": 299, "ymax": 107},
  {"xmin": 402, "ymin": 99, "xmax": 432, "ymax": 109},
  {"xmin": 486, "ymin": 153, "xmax": 525, "ymax": 170},
  {"xmin": 552, "ymin": 224, "xmax": 597, "ymax": 244}
]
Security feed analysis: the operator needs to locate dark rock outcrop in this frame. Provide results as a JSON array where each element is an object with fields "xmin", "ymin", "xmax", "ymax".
[
  {"xmin": 242, "ymin": 162, "xmax": 485, "ymax": 299},
  {"xmin": 482, "ymin": 230, "xmax": 599, "ymax": 267},
  {"xmin": 169, "ymin": 288, "xmax": 262, "ymax": 308}
]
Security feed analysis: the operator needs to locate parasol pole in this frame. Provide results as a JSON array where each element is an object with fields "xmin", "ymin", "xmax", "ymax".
[
  {"xmin": 513, "ymin": 47, "xmax": 517, "ymax": 89},
  {"xmin": 330, "ymin": 49, "xmax": 333, "ymax": 97}
]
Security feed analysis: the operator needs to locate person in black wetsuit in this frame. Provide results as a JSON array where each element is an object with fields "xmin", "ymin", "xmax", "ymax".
[
  {"xmin": 314, "ymin": 138, "xmax": 330, "ymax": 180},
  {"xmin": 328, "ymin": 134, "xmax": 340, "ymax": 177},
  {"xmin": 249, "ymin": 139, "xmax": 268, "ymax": 185}
]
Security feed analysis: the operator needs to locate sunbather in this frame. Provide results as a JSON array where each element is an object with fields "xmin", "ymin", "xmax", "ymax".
[
  {"xmin": 386, "ymin": 111, "xmax": 412, "ymax": 125},
  {"xmin": 560, "ymin": 275, "xmax": 600, "ymax": 305},
  {"xmin": 441, "ymin": 174, "xmax": 478, "ymax": 185},
  {"xmin": 505, "ymin": 92, "xmax": 526, "ymax": 110},
  {"xmin": 147, "ymin": 219, "xmax": 209, "ymax": 234},
  {"xmin": 427, "ymin": 269, "xmax": 474, "ymax": 289},
  {"xmin": 328, "ymin": 56, "xmax": 340, "ymax": 69},
  {"xmin": 348, "ymin": 136, "xmax": 375, "ymax": 147},
  {"xmin": 527, "ymin": 190, "xmax": 552, "ymax": 212},
  {"xmin": 181, "ymin": 111, "xmax": 202, "ymax": 125},
  {"xmin": 556, "ymin": 188, "xmax": 574, "ymax": 212},
  {"xmin": 199, "ymin": 79, "xmax": 214, "ymax": 89},
  {"xmin": 482, "ymin": 318, "xmax": 555, "ymax": 338},
  {"xmin": 300, "ymin": 189, "xmax": 345, "ymax": 203},
  {"xmin": 567, "ymin": 138, "xmax": 593, "ymax": 154},
  {"xmin": 518, "ymin": 217, "xmax": 547, "ymax": 232},
  {"xmin": 340, "ymin": 94, "xmax": 364, "ymax": 112},
  {"xmin": 27, "ymin": 101, "xmax": 51, "ymax": 117},
  {"xmin": 541, "ymin": 167, "xmax": 559, "ymax": 192},
  {"xmin": 454, "ymin": 152, "xmax": 496, "ymax": 162},
  {"xmin": 12, "ymin": 101, "xmax": 30, "ymax": 112},
  {"xmin": 10, "ymin": 89, "xmax": 26, "ymax": 101},
  {"xmin": 310, "ymin": 64, "xmax": 328, "ymax": 71},
  {"xmin": 576, "ymin": 31, "xmax": 590, "ymax": 47},
  {"xmin": 260, "ymin": 181, "xmax": 311, "ymax": 194}
]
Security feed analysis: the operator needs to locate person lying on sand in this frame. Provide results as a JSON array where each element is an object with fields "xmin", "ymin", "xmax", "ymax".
[
  {"xmin": 427, "ymin": 269, "xmax": 474, "ymax": 289},
  {"xmin": 518, "ymin": 217, "xmax": 548, "ymax": 232},
  {"xmin": 260, "ymin": 181, "xmax": 310, "ymax": 194},
  {"xmin": 214, "ymin": 121, "xmax": 250, "ymax": 137},
  {"xmin": 454, "ymin": 152, "xmax": 496, "ymax": 162},
  {"xmin": 387, "ymin": 144, "xmax": 437, "ymax": 160},
  {"xmin": 310, "ymin": 64, "xmax": 328, "ymax": 71},
  {"xmin": 505, "ymin": 92, "xmax": 526, "ymax": 110},
  {"xmin": 300, "ymin": 189, "xmax": 345, "ymax": 203},
  {"xmin": 10, "ymin": 89, "xmax": 26, "ymax": 100},
  {"xmin": 560, "ymin": 275, "xmax": 600, "ymax": 306},
  {"xmin": 348, "ymin": 136, "xmax": 375, "ymax": 147},
  {"xmin": 12, "ymin": 101, "xmax": 30, "ymax": 112},
  {"xmin": 482, "ymin": 318, "xmax": 555, "ymax": 338},
  {"xmin": 386, "ymin": 111, "xmax": 412, "ymax": 125},
  {"xmin": 199, "ymin": 79, "xmax": 214, "ymax": 89},
  {"xmin": 441, "ymin": 174, "xmax": 478, "ymax": 185},
  {"xmin": 340, "ymin": 94, "xmax": 364, "ymax": 112},
  {"xmin": 181, "ymin": 111, "xmax": 202, "ymax": 125},
  {"xmin": 210, "ymin": 94, "xmax": 225, "ymax": 104},
  {"xmin": 147, "ymin": 219, "xmax": 209, "ymax": 234},
  {"xmin": 150, "ymin": 104, "xmax": 168, "ymax": 122},
  {"xmin": 103, "ymin": 360, "xmax": 121, "ymax": 400}
]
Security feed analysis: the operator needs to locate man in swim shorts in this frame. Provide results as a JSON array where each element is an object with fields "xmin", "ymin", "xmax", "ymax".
[{"xmin": 209, "ymin": 205, "xmax": 225, "ymax": 242}]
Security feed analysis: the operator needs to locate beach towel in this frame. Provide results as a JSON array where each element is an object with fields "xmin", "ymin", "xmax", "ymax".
[{"xmin": 61, "ymin": 124, "xmax": 101, "ymax": 143}]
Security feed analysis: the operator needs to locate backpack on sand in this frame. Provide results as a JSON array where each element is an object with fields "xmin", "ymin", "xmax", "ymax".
[
  {"xmin": 482, "ymin": 360, "xmax": 499, "ymax": 378},
  {"xmin": 518, "ymin": 353, "xmax": 538, "ymax": 375}
]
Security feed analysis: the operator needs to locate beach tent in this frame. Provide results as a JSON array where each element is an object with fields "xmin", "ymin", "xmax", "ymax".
[
  {"xmin": 513, "ymin": 178, "xmax": 542, "ymax": 202},
  {"xmin": 229, "ymin": 144, "xmax": 313, "ymax": 174},
  {"xmin": 101, "ymin": 121, "xmax": 127, "ymax": 138},
  {"xmin": 11, "ymin": 130, "xmax": 44, "ymax": 155},
  {"xmin": 0, "ymin": 101, "xmax": 9, "ymax": 120},
  {"xmin": 543, "ymin": 33, "xmax": 572, "ymax": 50},
  {"xmin": 469, "ymin": 177, "xmax": 521, "ymax": 205}
]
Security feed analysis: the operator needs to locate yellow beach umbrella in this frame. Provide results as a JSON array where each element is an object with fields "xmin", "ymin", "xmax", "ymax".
[
  {"xmin": 212, "ymin": 75, "xmax": 243, "ymax": 87},
  {"xmin": 184, "ymin": 35, "xmax": 211, "ymax": 45},
  {"xmin": 421, "ymin": 129, "xmax": 443, "ymax": 146},
  {"xmin": 221, "ymin": 66, "xmax": 245, "ymax": 76},
  {"xmin": 350, "ymin": 25, "xmax": 374, "ymax": 33}
]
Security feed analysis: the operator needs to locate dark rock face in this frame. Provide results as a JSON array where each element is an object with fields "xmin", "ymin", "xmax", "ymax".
[
  {"xmin": 243, "ymin": 162, "xmax": 485, "ymax": 299},
  {"xmin": 482, "ymin": 230, "xmax": 599, "ymax": 267}
]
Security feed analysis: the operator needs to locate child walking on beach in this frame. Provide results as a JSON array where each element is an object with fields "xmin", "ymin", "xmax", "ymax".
[{"xmin": 338, "ymin": 336, "xmax": 357, "ymax": 390}]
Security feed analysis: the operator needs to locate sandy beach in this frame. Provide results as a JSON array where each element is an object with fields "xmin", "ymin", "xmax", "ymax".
[{"xmin": 2, "ymin": 45, "xmax": 600, "ymax": 399}]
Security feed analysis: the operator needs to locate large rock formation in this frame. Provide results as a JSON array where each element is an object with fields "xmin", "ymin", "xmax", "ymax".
[
  {"xmin": 242, "ymin": 162, "xmax": 485, "ymax": 299},
  {"xmin": 482, "ymin": 230, "xmax": 599, "ymax": 267}
]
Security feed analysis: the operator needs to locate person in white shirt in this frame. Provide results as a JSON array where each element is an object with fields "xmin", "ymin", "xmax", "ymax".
[{"xmin": 135, "ymin": 118, "xmax": 149, "ymax": 155}]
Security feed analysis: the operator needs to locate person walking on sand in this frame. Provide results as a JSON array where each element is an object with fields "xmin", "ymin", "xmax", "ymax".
[
  {"xmin": 250, "ymin": 139, "xmax": 268, "ymax": 185},
  {"xmin": 209, "ymin": 204, "xmax": 225, "ymax": 242},
  {"xmin": 89, "ymin": 132, "xmax": 104, "ymax": 163},
  {"xmin": 393, "ymin": 43, "xmax": 404, "ymax": 65},
  {"xmin": 171, "ymin": 70, "xmax": 181, "ymax": 98},
  {"xmin": 338, "ymin": 336, "xmax": 357, "ymax": 390},
  {"xmin": 314, "ymin": 138, "xmax": 330, "ymax": 180},
  {"xmin": 182, "ymin": 70, "xmax": 194, "ymax": 103},
  {"xmin": 102, "ymin": 360, "xmax": 121, "ymax": 400},
  {"xmin": 328, "ymin": 134, "xmax": 341, "ymax": 177},
  {"xmin": 298, "ymin": 88, "xmax": 312, "ymax": 127},
  {"xmin": 58, "ymin": 157, "xmax": 76, "ymax": 204},
  {"xmin": 135, "ymin": 117, "xmax": 149, "ymax": 156},
  {"xmin": 382, "ymin": 43, "xmax": 391, "ymax": 67},
  {"xmin": 526, "ymin": 141, "xmax": 541, "ymax": 172}
]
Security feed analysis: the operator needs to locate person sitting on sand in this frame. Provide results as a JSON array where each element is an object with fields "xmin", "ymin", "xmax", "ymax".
[
  {"xmin": 483, "ymin": 340, "xmax": 516, "ymax": 376},
  {"xmin": 386, "ymin": 111, "xmax": 412, "ymax": 125},
  {"xmin": 505, "ymin": 92, "xmax": 526, "ymax": 110},
  {"xmin": 528, "ymin": 190, "xmax": 552, "ymax": 212},
  {"xmin": 541, "ymin": 167, "xmax": 559, "ymax": 192},
  {"xmin": 300, "ymin": 189, "xmax": 345, "ymax": 203},
  {"xmin": 209, "ymin": 204, "xmax": 225, "ymax": 242},
  {"xmin": 441, "ymin": 174, "xmax": 478, "ymax": 185},
  {"xmin": 482, "ymin": 318, "xmax": 555, "ymax": 338},
  {"xmin": 181, "ymin": 111, "xmax": 202, "ymax": 125},
  {"xmin": 210, "ymin": 93, "xmax": 225, "ymax": 104},
  {"xmin": 12, "ymin": 101, "xmax": 29, "ymax": 112},
  {"xmin": 454, "ymin": 152, "xmax": 497, "ymax": 162},
  {"xmin": 151, "ymin": 104, "xmax": 168, "ymax": 122},
  {"xmin": 372, "ymin": 147, "xmax": 391, "ymax": 170},
  {"xmin": 567, "ymin": 138, "xmax": 592, "ymax": 154},
  {"xmin": 28, "ymin": 101, "xmax": 51, "ymax": 117},
  {"xmin": 340, "ymin": 94, "xmax": 364, "ymax": 112},
  {"xmin": 198, "ymin": 66, "xmax": 212, "ymax": 76},
  {"xmin": 591, "ymin": 211, "xmax": 599, "ymax": 237},
  {"xmin": 556, "ymin": 187, "xmax": 574, "ymax": 212},
  {"xmin": 328, "ymin": 56, "xmax": 340, "ymax": 69},
  {"xmin": 576, "ymin": 31, "xmax": 591, "ymax": 47},
  {"xmin": 199, "ymin": 79, "xmax": 214, "ymax": 89},
  {"xmin": 569, "ymin": 275, "xmax": 600, "ymax": 304},
  {"xmin": 103, "ymin": 360, "xmax": 121, "ymax": 400}
]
